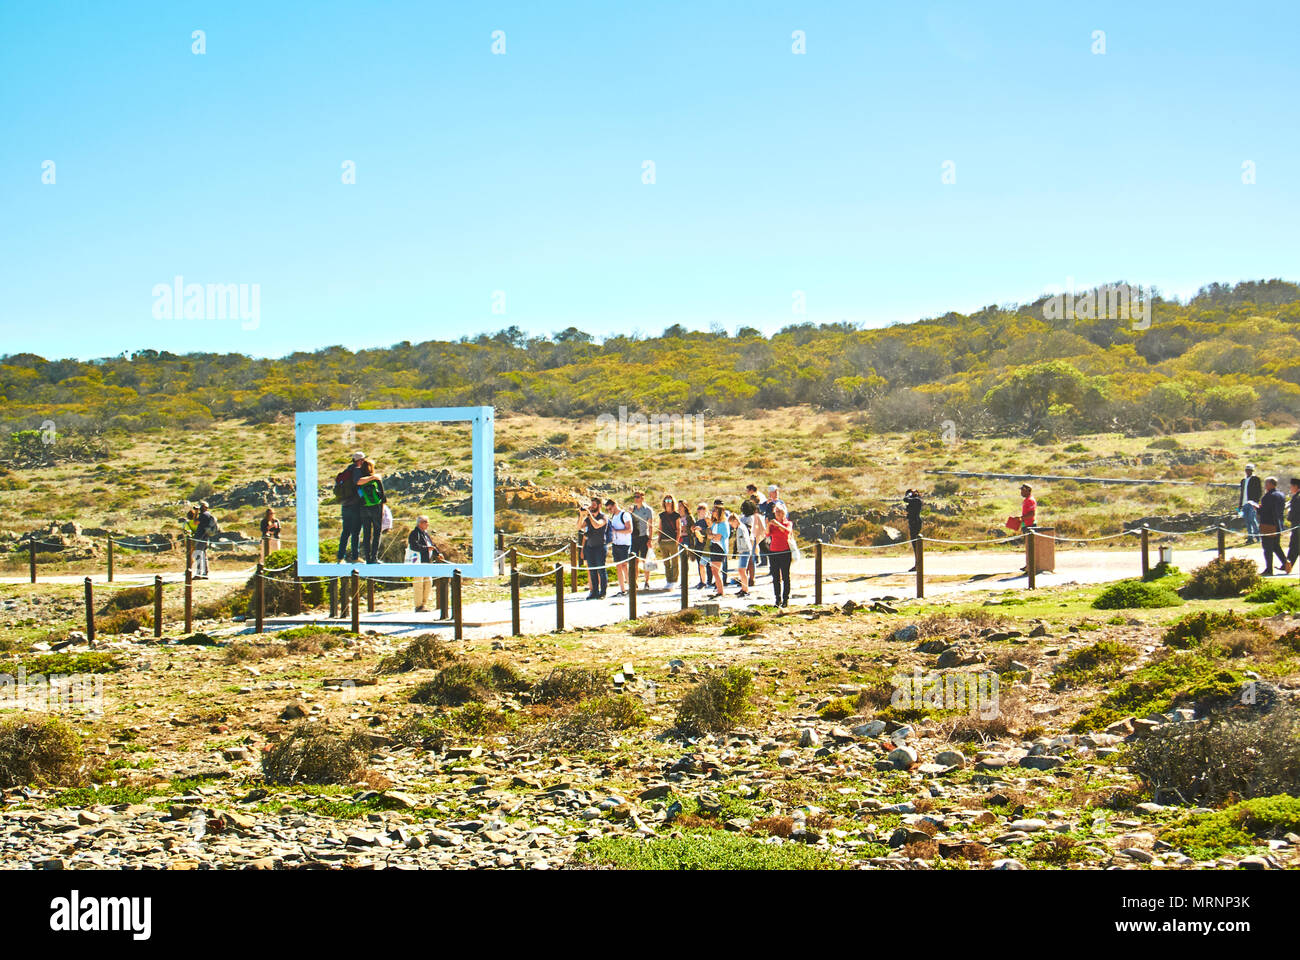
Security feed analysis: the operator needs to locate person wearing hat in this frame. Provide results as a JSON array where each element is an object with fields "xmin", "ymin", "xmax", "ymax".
[
  {"xmin": 334, "ymin": 450, "xmax": 368, "ymax": 564},
  {"xmin": 1240, "ymin": 464, "xmax": 1263, "ymax": 544}
]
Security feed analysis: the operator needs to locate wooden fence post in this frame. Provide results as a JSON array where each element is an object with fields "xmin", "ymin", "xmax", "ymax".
[
  {"xmin": 185, "ymin": 536, "xmax": 193, "ymax": 573},
  {"xmin": 184, "ymin": 568, "xmax": 193, "ymax": 634},
  {"xmin": 1217, "ymin": 526, "xmax": 1226, "ymax": 561},
  {"xmin": 452, "ymin": 570, "xmax": 463, "ymax": 640},
  {"xmin": 554, "ymin": 563, "xmax": 564, "ymax": 630},
  {"xmin": 153, "ymin": 575, "xmax": 163, "ymax": 638},
  {"xmin": 350, "ymin": 570, "xmax": 360, "ymax": 633},
  {"xmin": 255, "ymin": 563, "xmax": 265, "ymax": 635},
  {"xmin": 510, "ymin": 568, "xmax": 521, "ymax": 636},
  {"xmin": 1140, "ymin": 525, "xmax": 1150, "ymax": 579},
  {"xmin": 329, "ymin": 577, "xmax": 338, "ymax": 619},
  {"xmin": 915, "ymin": 536, "xmax": 924, "ymax": 599},
  {"xmin": 367, "ymin": 578, "xmax": 375, "ymax": 613},
  {"xmin": 437, "ymin": 577, "xmax": 449, "ymax": 620},
  {"xmin": 1026, "ymin": 532, "xmax": 1036, "ymax": 590},
  {"xmin": 84, "ymin": 577, "xmax": 95, "ymax": 642},
  {"xmin": 814, "ymin": 541, "xmax": 823, "ymax": 605},
  {"xmin": 508, "ymin": 546, "xmax": 517, "ymax": 578},
  {"xmin": 29, "ymin": 540, "xmax": 36, "ymax": 584},
  {"xmin": 569, "ymin": 540, "xmax": 579, "ymax": 593},
  {"xmin": 497, "ymin": 532, "xmax": 505, "ymax": 575},
  {"xmin": 340, "ymin": 573, "xmax": 350, "ymax": 618},
  {"xmin": 107, "ymin": 538, "xmax": 114, "ymax": 583},
  {"xmin": 629, "ymin": 556, "xmax": 638, "ymax": 621}
]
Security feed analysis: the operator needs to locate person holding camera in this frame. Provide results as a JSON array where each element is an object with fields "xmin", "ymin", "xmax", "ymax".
[{"xmin": 577, "ymin": 497, "xmax": 608, "ymax": 599}]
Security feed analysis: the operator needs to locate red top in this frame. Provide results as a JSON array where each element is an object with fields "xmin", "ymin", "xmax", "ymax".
[
  {"xmin": 768, "ymin": 521, "xmax": 792, "ymax": 552},
  {"xmin": 1021, "ymin": 496, "xmax": 1037, "ymax": 527}
]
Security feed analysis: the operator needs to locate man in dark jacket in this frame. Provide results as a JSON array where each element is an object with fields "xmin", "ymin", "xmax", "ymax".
[
  {"xmin": 1258, "ymin": 476, "xmax": 1288, "ymax": 575},
  {"xmin": 408, "ymin": 516, "xmax": 443, "ymax": 612},
  {"xmin": 192, "ymin": 501, "xmax": 219, "ymax": 579},
  {"xmin": 335, "ymin": 451, "xmax": 367, "ymax": 563},
  {"xmin": 903, "ymin": 489, "xmax": 923, "ymax": 572}
]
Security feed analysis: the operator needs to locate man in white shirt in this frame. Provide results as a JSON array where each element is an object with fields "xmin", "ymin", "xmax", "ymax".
[{"xmin": 604, "ymin": 498, "xmax": 634, "ymax": 597}]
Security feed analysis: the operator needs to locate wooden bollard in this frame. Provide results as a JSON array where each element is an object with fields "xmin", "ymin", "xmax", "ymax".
[
  {"xmin": 680, "ymin": 543, "xmax": 689, "ymax": 611},
  {"xmin": 629, "ymin": 556, "xmax": 638, "ymax": 621},
  {"xmin": 329, "ymin": 577, "xmax": 338, "ymax": 619},
  {"xmin": 437, "ymin": 577, "xmax": 449, "ymax": 620},
  {"xmin": 367, "ymin": 579, "xmax": 375, "ymax": 613},
  {"xmin": 569, "ymin": 540, "xmax": 579, "ymax": 593},
  {"xmin": 1140, "ymin": 526, "xmax": 1150, "ymax": 579},
  {"xmin": 84, "ymin": 577, "xmax": 95, "ymax": 642},
  {"xmin": 915, "ymin": 536, "xmax": 925, "ymax": 599},
  {"xmin": 107, "ymin": 538, "xmax": 114, "ymax": 583},
  {"xmin": 255, "ymin": 563, "xmax": 265, "ymax": 634},
  {"xmin": 340, "ymin": 573, "xmax": 350, "ymax": 618},
  {"xmin": 350, "ymin": 570, "xmax": 360, "ymax": 633},
  {"xmin": 508, "ymin": 546, "xmax": 517, "ymax": 578},
  {"xmin": 184, "ymin": 568, "xmax": 193, "ymax": 634},
  {"xmin": 153, "ymin": 575, "xmax": 163, "ymax": 638},
  {"xmin": 29, "ymin": 540, "xmax": 36, "ymax": 584},
  {"xmin": 510, "ymin": 568, "xmax": 521, "ymax": 636},
  {"xmin": 497, "ymin": 532, "xmax": 505, "ymax": 575},
  {"xmin": 554, "ymin": 563, "xmax": 564, "ymax": 630},
  {"xmin": 452, "ymin": 570, "xmax": 463, "ymax": 640},
  {"xmin": 1217, "ymin": 526, "xmax": 1226, "ymax": 561},
  {"xmin": 261, "ymin": 535, "xmax": 269, "ymax": 562},
  {"xmin": 1026, "ymin": 531, "xmax": 1036, "ymax": 590},
  {"xmin": 185, "ymin": 536, "xmax": 193, "ymax": 572},
  {"xmin": 814, "ymin": 541, "xmax": 823, "ymax": 605}
]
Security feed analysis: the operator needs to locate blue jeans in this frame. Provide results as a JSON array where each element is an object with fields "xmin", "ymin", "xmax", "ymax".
[
  {"xmin": 1243, "ymin": 502, "xmax": 1260, "ymax": 541},
  {"xmin": 584, "ymin": 547, "xmax": 608, "ymax": 596}
]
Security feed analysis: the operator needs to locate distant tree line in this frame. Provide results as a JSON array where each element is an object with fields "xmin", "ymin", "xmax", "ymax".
[{"xmin": 3, "ymin": 279, "xmax": 1299, "ymax": 444}]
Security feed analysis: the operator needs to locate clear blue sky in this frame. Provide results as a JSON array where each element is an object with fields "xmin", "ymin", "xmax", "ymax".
[{"xmin": 2, "ymin": 1, "xmax": 1297, "ymax": 360}]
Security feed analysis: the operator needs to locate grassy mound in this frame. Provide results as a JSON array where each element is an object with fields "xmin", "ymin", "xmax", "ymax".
[
  {"xmin": 0, "ymin": 715, "xmax": 85, "ymax": 788},
  {"xmin": 674, "ymin": 666, "xmax": 754, "ymax": 736},
  {"xmin": 1179, "ymin": 557, "xmax": 1260, "ymax": 600},
  {"xmin": 1092, "ymin": 579, "xmax": 1183, "ymax": 610},
  {"xmin": 1070, "ymin": 651, "xmax": 1247, "ymax": 732},
  {"xmin": 1163, "ymin": 794, "xmax": 1300, "ymax": 860}
]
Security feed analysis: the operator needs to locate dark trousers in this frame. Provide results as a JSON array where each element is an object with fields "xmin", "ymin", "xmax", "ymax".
[
  {"xmin": 1288, "ymin": 528, "xmax": 1300, "ymax": 564},
  {"xmin": 584, "ymin": 547, "xmax": 608, "ymax": 597},
  {"xmin": 1262, "ymin": 529, "xmax": 1287, "ymax": 573},
  {"xmin": 770, "ymin": 550, "xmax": 792, "ymax": 604},
  {"xmin": 909, "ymin": 522, "xmax": 922, "ymax": 563},
  {"xmin": 337, "ymin": 504, "xmax": 361, "ymax": 562},
  {"xmin": 360, "ymin": 505, "xmax": 382, "ymax": 563}
]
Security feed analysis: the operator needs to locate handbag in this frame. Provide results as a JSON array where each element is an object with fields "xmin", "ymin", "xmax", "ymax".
[
  {"xmin": 645, "ymin": 546, "xmax": 659, "ymax": 574},
  {"xmin": 790, "ymin": 539, "xmax": 803, "ymax": 564},
  {"xmin": 1260, "ymin": 523, "xmax": 1278, "ymax": 535},
  {"xmin": 381, "ymin": 504, "xmax": 394, "ymax": 532},
  {"xmin": 404, "ymin": 548, "xmax": 420, "ymax": 564}
]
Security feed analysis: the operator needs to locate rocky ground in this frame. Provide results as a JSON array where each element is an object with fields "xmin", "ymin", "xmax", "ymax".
[{"xmin": 1, "ymin": 576, "xmax": 1298, "ymax": 871}]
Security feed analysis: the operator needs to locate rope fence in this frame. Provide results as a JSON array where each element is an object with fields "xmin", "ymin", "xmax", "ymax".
[{"xmin": 19, "ymin": 517, "xmax": 1289, "ymax": 643}]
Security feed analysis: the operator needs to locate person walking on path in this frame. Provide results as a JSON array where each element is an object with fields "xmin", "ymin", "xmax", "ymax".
[
  {"xmin": 741, "ymin": 498, "xmax": 764, "ymax": 586},
  {"xmin": 334, "ymin": 451, "xmax": 368, "ymax": 563},
  {"xmin": 766, "ymin": 504, "xmax": 794, "ymax": 607},
  {"xmin": 1240, "ymin": 464, "xmax": 1263, "ymax": 544},
  {"xmin": 903, "ymin": 488, "xmax": 923, "ymax": 572},
  {"xmin": 260, "ymin": 508, "xmax": 281, "ymax": 554},
  {"xmin": 1286, "ymin": 479, "xmax": 1300, "ymax": 575},
  {"xmin": 746, "ymin": 484, "xmax": 767, "ymax": 568},
  {"xmin": 408, "ymin": 515, "xmax": 443, "ymax": 611},
  {"xmin": 1259, "ymin": 476, "xmax": 1289, "ymax": 575},
  {"xmin": 630, "ymin": 491, "xmax": 654, "ymax": 591},
  {"xmin": 192, "ymin": 501, "xmax": 219, "ymax": 579},
  {"xmin": 658, "ymin": 495, "xmax": 681, "ymax": 588},
  {"xmin": 690, "ymin": 503, "xmax": 711, "ymax": 588},
  {"xmin": 356, "ymin": 459, "xmax": 388, "ymax": 564},
  {"xmin": 578, "ymin": 498, "xmax": 608, "ymax": 599}
]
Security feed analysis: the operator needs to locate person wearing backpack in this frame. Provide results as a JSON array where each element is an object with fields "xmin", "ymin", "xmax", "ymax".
[
  {"xmin": 577, "ymin": 497, "xmax": 608, "ymax": 599},
  {"xmin": 605, "ymin": 498, "xmax": 634, "ymax": 597},
  {"xmin": 355, "ymin": 458, "xmax": 387, "ymax": 564},
  {"xmin": 192, "ymin": 501, "xmax": 220, "ymax": 579},
  {"xmin": 334, "ymin": 451, "xmax": 367, "ymax": 563}
]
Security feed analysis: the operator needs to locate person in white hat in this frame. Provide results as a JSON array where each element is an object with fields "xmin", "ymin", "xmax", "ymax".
[{"xmin": 1240, "ymin": 464, "xmax": 1263, "ymax": 544}]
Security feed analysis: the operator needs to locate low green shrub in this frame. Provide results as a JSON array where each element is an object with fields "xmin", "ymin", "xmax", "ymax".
[
  {"xmin": 1092, "ymin": 579, "xmax": 1183, "ymax": 610},
  {"xmin": 1179, "ymin": 557, "xmax": 1260, "ymax": 600}
]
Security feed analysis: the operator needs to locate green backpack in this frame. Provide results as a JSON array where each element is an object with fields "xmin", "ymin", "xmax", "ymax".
[{"xmin": 358, "ymin": 481, "xmax": 382, "ymax": 507}]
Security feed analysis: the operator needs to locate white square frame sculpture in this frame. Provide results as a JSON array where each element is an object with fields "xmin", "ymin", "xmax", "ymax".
[{"xmin": 295, "ymin": 406, "xmax": 494, "ymax": 578}]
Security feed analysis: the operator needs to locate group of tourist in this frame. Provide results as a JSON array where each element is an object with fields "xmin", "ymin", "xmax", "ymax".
[
  {"xmin": 1238, "ymin": 464, "xmax": 1300, "ymax": 576},
  {"xmin": 333, "ymin": 450, "xmax": 392, "ymax": 564},
  {"xmin": 576, "ymin": 483, "xmax": 797, "ymax": 607}
]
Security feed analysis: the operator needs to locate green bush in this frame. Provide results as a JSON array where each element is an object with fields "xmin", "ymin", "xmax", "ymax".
[
  {"xmin": 1163, "ymin": 794, "xmax": 1300, "ymax": 859},
  {"xmin": 675, "ymin": 666, "xmax": 754, "ymax": 736},
  {"xmin": 571, "ymin": 830, "xmax": 844, "ymax": 870},
  {"xmin": 1163, "ymin": 610, "xmax": 1267, "ymax": 649},
  {"xmin": 1092, "ymin": 579, "xmax": 1183, "ymax": 610},
  {"xmin": 532, "ymin": 667, "xmax": 606, "ymax": 704},
  {"xmin": 1050, "ymin": 639, "xmax": 1138, "ymax": 691},
  {"xmin": 1243, "ymin": 582, "xmax": 1300, "ymax": 613},
  {"xmin": 376, "ymin": 636, "xmax": 457, "ymax": 674},
  {"xmin": 1071, "ymin": 651, "xmax": 1247, "ymax": 731},
  {"xmin": 1180, "ymin": 557, "xmax": 1260, "ymax": 600},
  {"xmin": 409, "ymin": 660, "xmax": 529, "ymax": 706}
]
